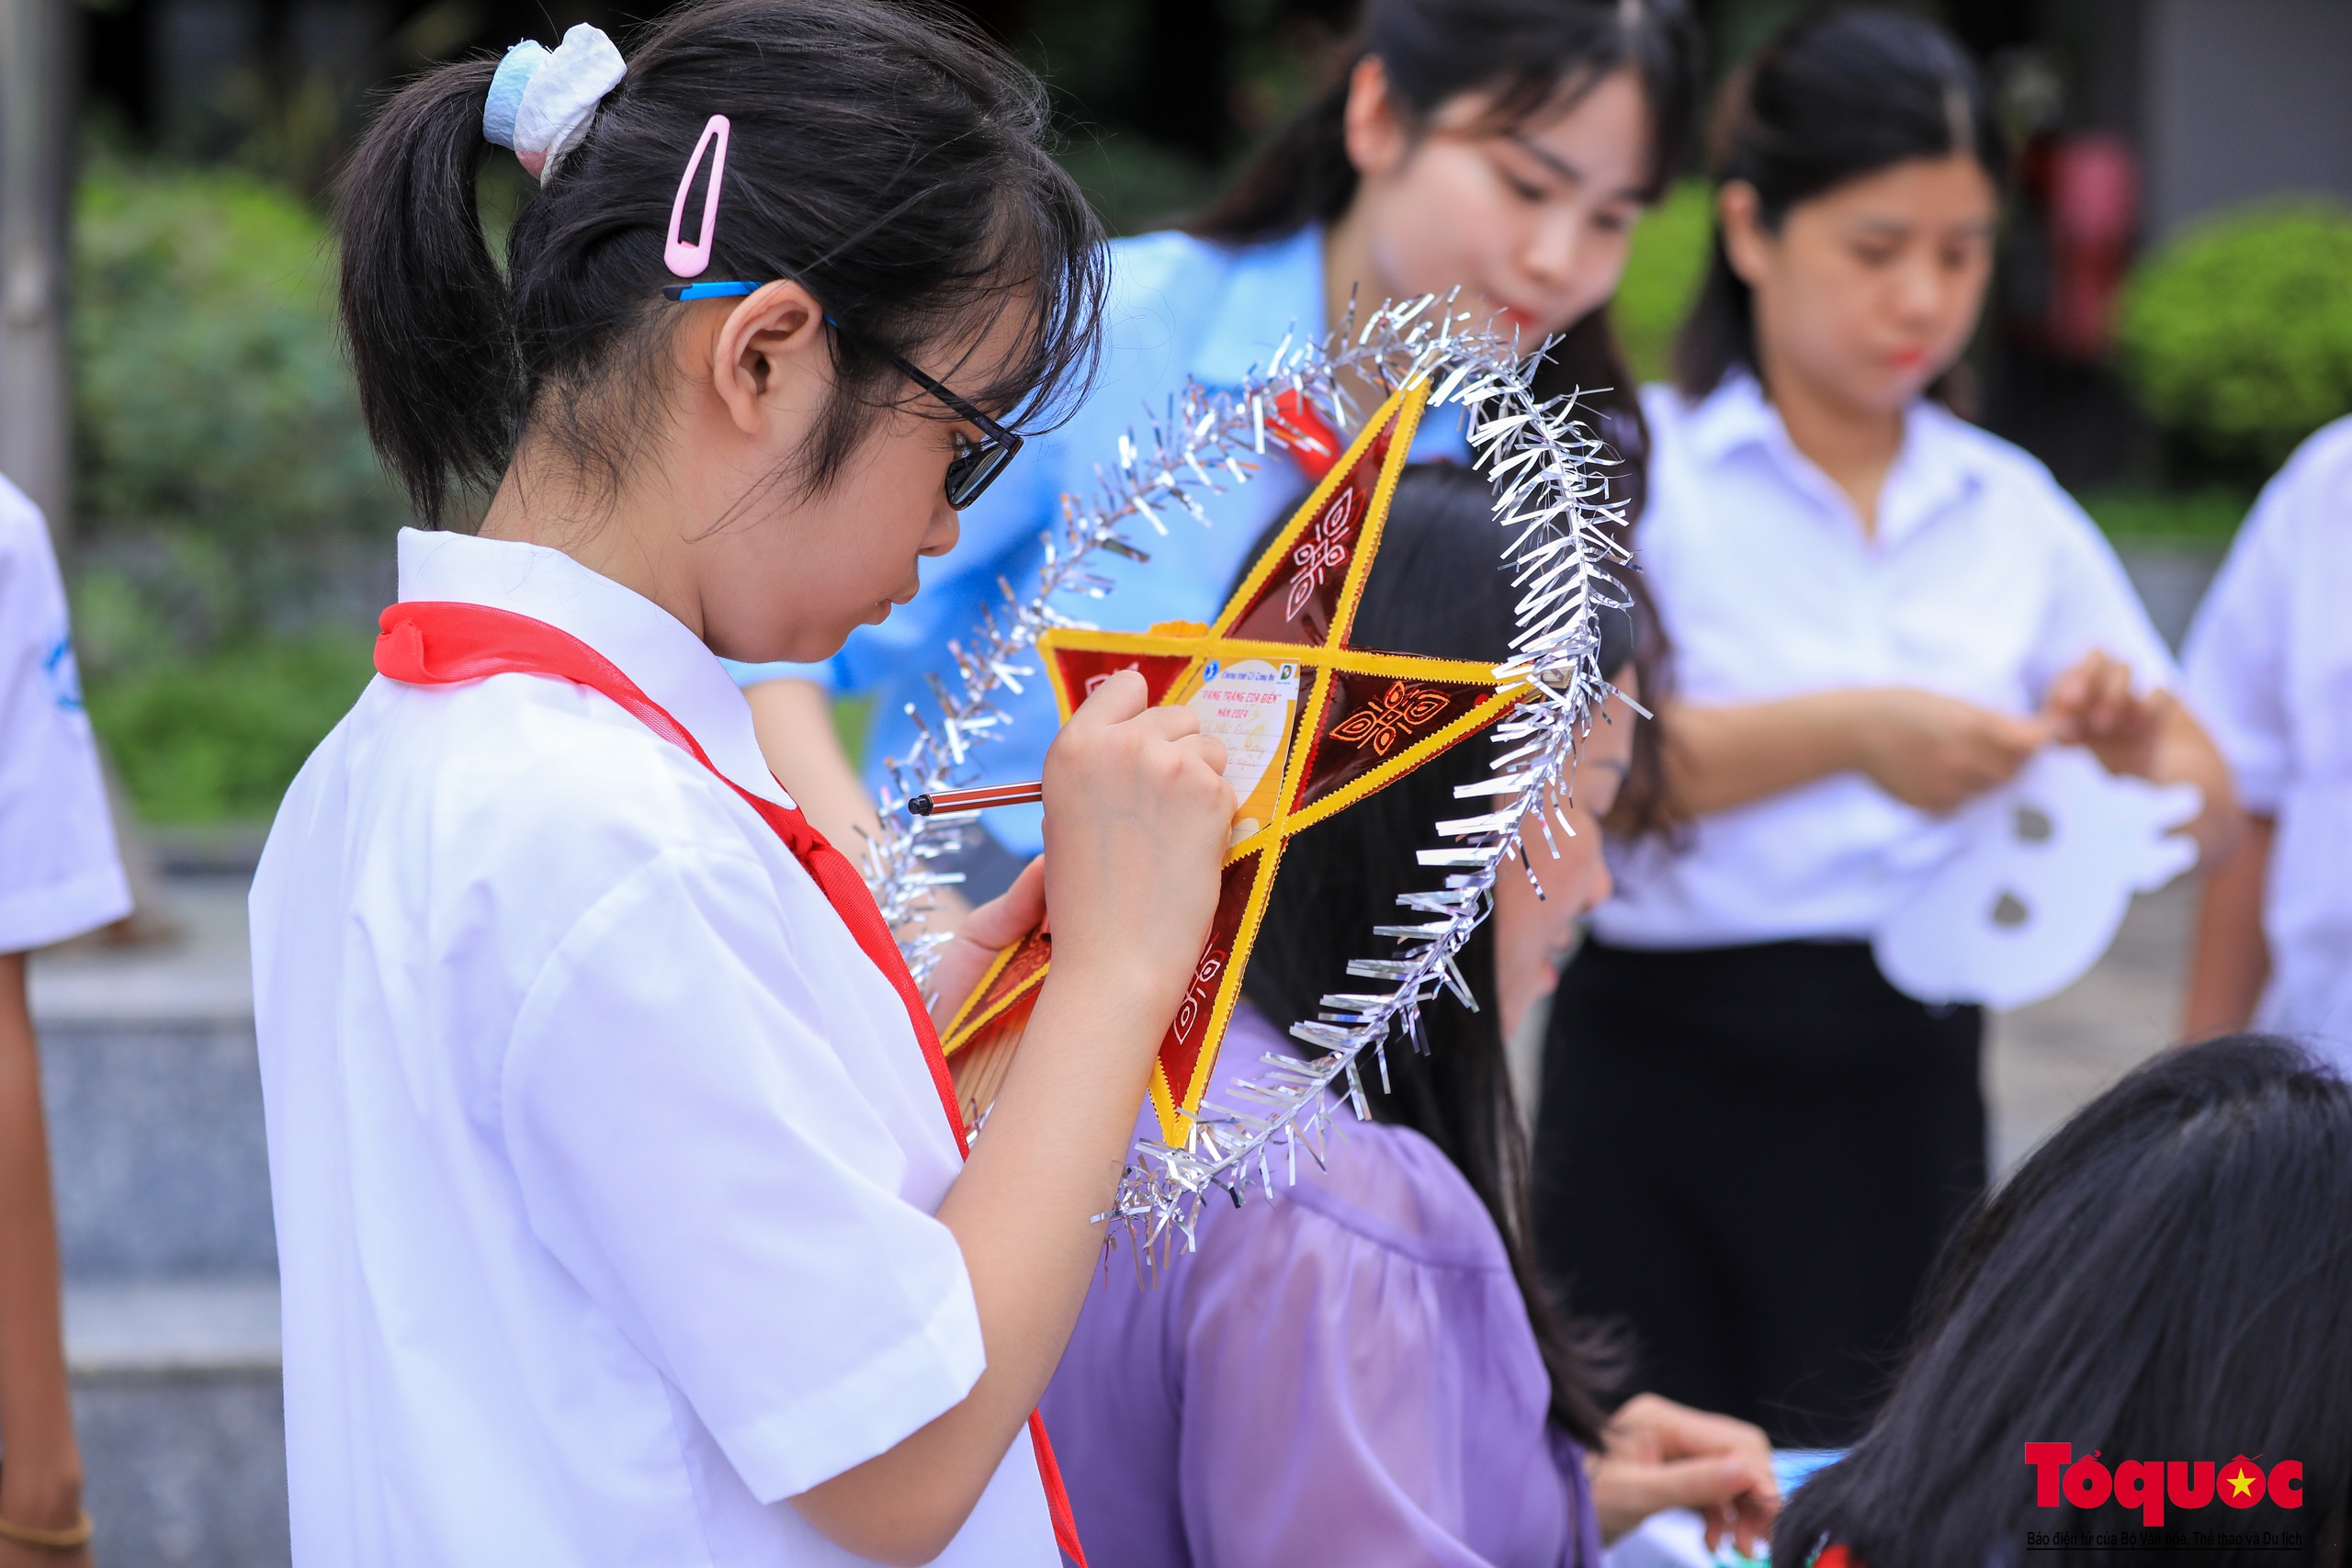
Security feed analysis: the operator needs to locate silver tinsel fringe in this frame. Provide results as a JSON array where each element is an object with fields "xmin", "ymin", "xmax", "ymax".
[{"xmin": 853, "ymin": 292, "xmax": 1629, "ymax": 1247}]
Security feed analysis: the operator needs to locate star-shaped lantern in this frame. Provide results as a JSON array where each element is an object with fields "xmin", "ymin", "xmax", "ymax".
[{"xmin": 943, "ymin": 382, "xmax": 1531, "ymax": 1145}]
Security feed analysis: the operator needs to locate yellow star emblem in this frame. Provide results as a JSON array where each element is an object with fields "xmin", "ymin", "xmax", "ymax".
[
  {"xmin": 941, "ymin": 381, "xmax": 1532, "ymax": 1144},
  {"xmin": 2224, "ymin": 1467, "xmax": 2256, "ymax": 1501}
]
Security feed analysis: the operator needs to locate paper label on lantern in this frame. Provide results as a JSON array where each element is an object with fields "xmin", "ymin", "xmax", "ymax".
[{"xmin": 1189, "ymin": 659, "xmax": 1301, "ymax": 840}]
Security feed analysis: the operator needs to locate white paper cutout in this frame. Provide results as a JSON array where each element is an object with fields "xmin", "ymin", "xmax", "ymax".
[{"xmin": 1873, "ymin": 746, "xmax": 2201, "ymax": 1011}]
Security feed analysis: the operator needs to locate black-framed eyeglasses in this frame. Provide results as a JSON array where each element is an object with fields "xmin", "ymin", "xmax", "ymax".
[{"xmin": 663, "ymin": 281, "xmax": 1024, "ymax": 510}]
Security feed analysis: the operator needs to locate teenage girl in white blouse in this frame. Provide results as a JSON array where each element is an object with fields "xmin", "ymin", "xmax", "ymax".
[{"xmin": 1532, "ymin": 6, "xmax": 2236, "ymax": 1450}]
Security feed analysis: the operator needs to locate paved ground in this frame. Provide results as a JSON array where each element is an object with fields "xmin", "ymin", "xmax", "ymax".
[{"xmin": 1984, "ymin": 879, "xmax": 2195, "ymax": 1172}]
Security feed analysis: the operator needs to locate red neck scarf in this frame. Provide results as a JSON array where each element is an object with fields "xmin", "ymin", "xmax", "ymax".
[
  {"xmin": 1271, "ymin": 388, "xmax": 1344, "ymax": 481},
  {"xmin": 376, "ymin": 600, "xmax": 1086, "ymax": 1566}
]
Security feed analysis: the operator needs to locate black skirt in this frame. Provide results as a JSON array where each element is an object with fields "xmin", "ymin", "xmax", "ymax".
[{"xmin": 1532, "ymin": 937, "xmax": 1986, "ymax": 1448}]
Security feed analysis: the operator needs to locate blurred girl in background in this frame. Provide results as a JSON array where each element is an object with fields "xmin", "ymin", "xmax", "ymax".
[
  {"xmin": 2181, "ymin": 414, "xmax": 2352, "ymax": 1069},
  {"xmin": 1042, "ymin": 466, "xmax": 1778, "ymax": 1568},
  {"xmin": 725, "ymin": 0, "xmax": 1694, "ymax": 904},
  {"xmin": 1533, "ymin": 6, "xmax": 2237, "ymax": 1450}
]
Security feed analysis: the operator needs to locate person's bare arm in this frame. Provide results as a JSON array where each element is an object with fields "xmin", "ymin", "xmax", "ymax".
[
  {"xmin": 2183, "ymin": 814, "xmax": 2275, "ymax": 1039},
  {"xmin": 1661, "ymin": 688, "xmax": 2050, "ymax": 818},
  {"xmin": 788, "ymin": 672, "xmax": 1232, "ymax": 1564},
  {"xmin": 2141, "ymin": 699, "xmax": 2240, "ymax": 865},
  {"xmin": 744, "ymin": 676, "xmax": 971, "ymax": 929},
  {"xmin": 0, "ymin": 953, "xmax": 93, "ymax": 1563}
]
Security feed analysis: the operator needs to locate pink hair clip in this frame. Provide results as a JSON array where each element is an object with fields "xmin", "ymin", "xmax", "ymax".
[{"xmin": 664, "ymin": 115, "xmax": 730, "ymax": 279}]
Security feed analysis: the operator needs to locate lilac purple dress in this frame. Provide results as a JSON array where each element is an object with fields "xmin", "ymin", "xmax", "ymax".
[{"xmin": 1040, "ymin": 1003, "xmax": 1604, "ymax": 1568}]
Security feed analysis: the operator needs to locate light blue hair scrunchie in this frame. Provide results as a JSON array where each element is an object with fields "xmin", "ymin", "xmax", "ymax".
[
  {"xmin": 481, "ymin": 25, "xmax": 626, "ymax": 184},
  {"xmin": 481, "ymin": 39, "xmax": 547, "ymax": 152}
]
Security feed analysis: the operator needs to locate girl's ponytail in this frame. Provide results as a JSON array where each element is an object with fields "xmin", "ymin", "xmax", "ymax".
[
  {"xmin": 338, "ymin": 58, "xmax": 516, "ymax": 528},
  {"xmin": 336, "ymin": 0, "xmax": 1103, "ymax": 533}
]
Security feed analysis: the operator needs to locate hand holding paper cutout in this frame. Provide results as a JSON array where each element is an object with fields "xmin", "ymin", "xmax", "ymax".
[{"xmin": 1873, "ymin": 745, "xmax": 2201, "ymax": 1010}]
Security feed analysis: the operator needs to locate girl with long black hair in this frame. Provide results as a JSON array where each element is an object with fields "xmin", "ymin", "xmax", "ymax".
[
  {"xmin": 1533, "ymin": 6, "xmax": 2238, "ymax": 1451},
  {"xmin": 1039, "ymin": 466, "xmax": 1779, "ymax": 1568},
  {"xmin": 1783, "ymin": 1035, "xmax": 2352, "ymax": 1568},
  {"xmin": 727, "ymin": 0, "xmax": 1694, "ymax": 900}
]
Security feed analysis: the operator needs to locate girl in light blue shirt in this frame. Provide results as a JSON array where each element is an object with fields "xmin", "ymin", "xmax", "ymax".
[{"xmin": 729, "ymin": 0, "xmax": 1696, "ymax": 900}]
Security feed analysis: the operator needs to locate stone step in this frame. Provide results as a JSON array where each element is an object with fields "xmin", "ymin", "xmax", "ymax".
[
  {"xmin": 66, "ymin": 1277, "xmax": 279, "ymax": 1378},
  {"xmin": 31, "ymin": 876, "xmax": 276, "ymax": 1280},
  {"xmin": 29, "ymin": 875, "xmax": 255, "ymax": 1028},
  {"xmin": 30, "ymin": 880, "xmax": 288, "ymax": 1565},
  {"xmin": 65, "ymin": 1278, "xmax": 288, "ymax": 1568},
  {"xmin": 37, "ymin": 1013, "xmax": 276, "ymax": 1280}
]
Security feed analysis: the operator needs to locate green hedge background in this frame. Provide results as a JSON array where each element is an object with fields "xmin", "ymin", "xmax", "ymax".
[
  {"xmin": 2117, "ymin": 201, "xmax": 2352, "ymax": 471},
  {"xmin": 64, "ymin": 164, "xmax": 2352, "ymax": 825}
]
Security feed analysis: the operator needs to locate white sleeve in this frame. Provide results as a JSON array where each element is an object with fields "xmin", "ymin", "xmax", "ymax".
[
  {"xmin": 2020, "ymin": 488, "xmax": 2183, "ymax": 703},
  {"xmin": 0, "ymin": 480, "xmax": 131, "ymax": 952},
  {"xmin": 2183, "ymin": 487, "xmax": 2293, "ymax": 815},
  {"xmin": 501, "ymin": 843, "xmax": 985, "ymax": 1503}
]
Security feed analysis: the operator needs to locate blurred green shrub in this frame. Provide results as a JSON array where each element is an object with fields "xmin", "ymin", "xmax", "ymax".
[
  {"xmin": 2118, "ymin": 200, "xmax": 2352, "ymax": 471},
  {"xmin": 73, "ymin": 161, "xmax": 407, "ymax": 821},
  {"xmin": 1613, "ymin": 180, "xmax": 1713, "ymax": 388},
  {"xmin": 2075, "ymin": 488, "xmax": 2250, "ymax": 547},
  {"xmin": 1057, "ymin": 134, "xmax": 1219, "ymax": 238},
  {"xmin": 84, "ymin": 632, "xmax": 377, "ymax": 823},
  {"xmin": 73, "ymin": 160, "xmax": 404, "ymax": 638}
]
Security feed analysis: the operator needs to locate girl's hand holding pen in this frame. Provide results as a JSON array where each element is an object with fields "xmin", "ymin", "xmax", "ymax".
[{"xmin": 926, "ymin": 673, "xmax": 1232, "ymax": 1068}]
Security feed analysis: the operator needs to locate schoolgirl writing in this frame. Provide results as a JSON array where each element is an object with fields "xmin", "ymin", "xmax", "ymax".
[{"xmin": 251, "ymin": 6, "xmax": 1231, "ymax": 1564}]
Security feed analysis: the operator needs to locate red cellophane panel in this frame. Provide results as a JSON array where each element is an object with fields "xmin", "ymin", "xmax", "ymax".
[
  {"xmin": 1226, "ymin": 424, "xmax": 1395, "ymax": 648},
  {"xmin": 1158, "ymin": 849, "xmax": 1264, "ymax": 1113},
  {"xmin": 948, "ymin": 928, "xmax": 1054, "ymax": 1046},
  {"xmin": 1048, "ymin": 648, "xmax": 1196, "ymax": 712},
  {"xmin": 1292, "ymin": 671, "xmax": 1496, "ymax": 811}
]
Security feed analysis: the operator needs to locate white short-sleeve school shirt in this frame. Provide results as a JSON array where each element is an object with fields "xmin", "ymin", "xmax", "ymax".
[
  {"xmin": 2183, "ymin": 416, "xmax": 2352, "ymax": 1055},
  {"xmin": 250, "ymin": 529, "xmax": 1054, "ymax": 1567},
  {"xmin": 1595, "ymin": 375, "xmax": 2177, "ymax": 950},
  {"xmin": 0, "ymin": 475, "xmax": 131, "ymax": 953}
]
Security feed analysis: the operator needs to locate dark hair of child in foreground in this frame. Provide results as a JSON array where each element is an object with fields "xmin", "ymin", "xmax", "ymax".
[{"xmin": 1782, "ymin": 1035, "xmax": 2352, "ymax": 1567}]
